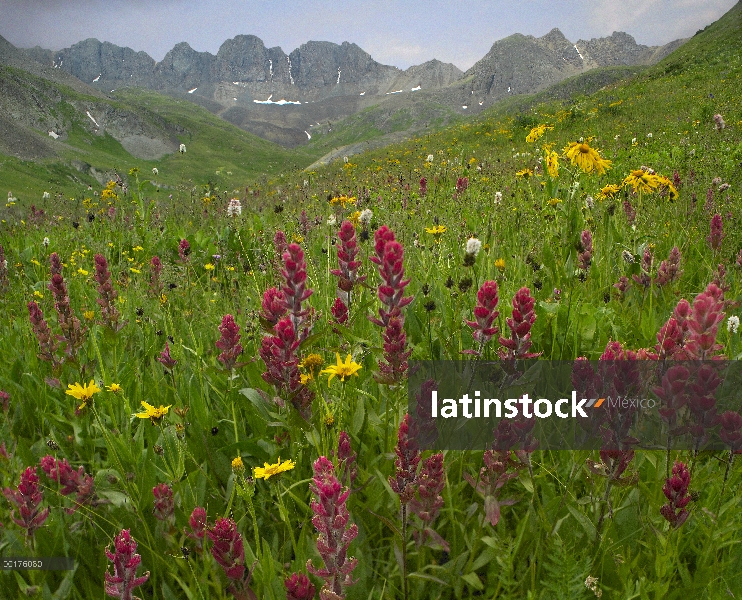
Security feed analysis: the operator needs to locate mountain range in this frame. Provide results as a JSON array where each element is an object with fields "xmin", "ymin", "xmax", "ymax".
[{"xmin": 4, "ymin": 28, "xmax": 685, "ymax": 147}]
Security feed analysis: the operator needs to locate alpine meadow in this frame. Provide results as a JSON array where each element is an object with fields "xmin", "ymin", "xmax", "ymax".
[{"xmin": 1, "ymin": 2, "xmax": 742, "ymax": 600}]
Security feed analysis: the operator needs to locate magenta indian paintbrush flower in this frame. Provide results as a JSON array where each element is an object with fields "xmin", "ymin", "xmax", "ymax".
[
  {"xmin": 307, "ymin": 456, "xmax": 358, "ymax": 600},
  {"xmin": 719, "ymin": 411, "xmax": 742, "ymax": 452},
  {"xmin": 40, "ymin": 455, "xmax": 98, "ymax": 514},
  {"xmin": 577, "ymin": 230, "xmax": 593, "ymax": 271},
  {"xmin": 331, "ymin": 220, "xmax": 366, "ymax": 298},
  {"xmin": 660, "ymin": 461, "xmax": 691, "ymax": 528},
  {"xmin": 337, "ymin": 431, "xmax": 358, "ymax": 489},
  {"xmin": 216, "ymin": 314, "xmax": 242, "ymax": 370},
  {"xmin": 708, "ymin": 213, "xmax": 725, "ymax": 251},
  {"xmin": 389, "ymin": 413, "xmax": 421, "ymax": 504},
  {"xmin": 260, "ymin": 286, "xmax": 287, "ymax": 327},
  {"xmin": 281, "ymin": 243, "xmax": 313, "ymax": 334},
  {"xmin": 94, "ymin": 254, "xmax": 123, "ymax": 330},
  {"xmin": 466, "ymin": 280, "xmax": 500, "ymax": 346},
  {"xmin": 207, "ymin": 517, "xmax": 246, "ymax": 581},
  {"xmin": 632, "ymin": 247, "xmax": 652, "ymax": 289},
  {"xmin": 104, "ymin": 529, "xmax": 150, "ymax": 600},
  {"xmin": 419, "ymin": 177, "xmax": 427, "ymax": 197},
  {"xmin": 28, "ymin": 300, "xmax": 60, "ymax": 365},
  {"xmin": 285, "ymin": 573, "xmax": 316, "ymax": 600},
  {"xmin": 498, "ymin": 287, "xmax": 540, "ymax": 360},
  {"xmin": 2, "ymin": 466, "xmax": 49, "ymax": 539},
  {"xmin": 157, "ymin": 342, "xmax": 177, "ymax": 370},
  {"xmin": 368, "ymin": 226, "xmax": 413, "ymax": 384},
  {"xmin": 152, "ymin": 483, "xmax": 174, "ymax": 522},
  {"xmin": 331, "ymin": 297, "xmax": 349, "ymax": 325},
  {"xmin": 409, "ymin": 452, "xmax": 448, "ymax": 551},
  {"xmin": 185, "ymin": 506, "xmax": 207, "ymax": 541},
  {"xmin": 178, "ymin": 239, "xmax": 190, "ymax": 262},
  {"xmin": 48, "ymin": 265, "xmax": 86, "ymax": 356},
  {"xmin": 655, "ymin": 246, "xmax": 682, "ymax": 287}
]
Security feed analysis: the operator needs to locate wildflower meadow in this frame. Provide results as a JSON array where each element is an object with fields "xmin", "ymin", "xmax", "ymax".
[{"xmin": 2, "ymin": 7, "xmax": 742, "ymax": 600}]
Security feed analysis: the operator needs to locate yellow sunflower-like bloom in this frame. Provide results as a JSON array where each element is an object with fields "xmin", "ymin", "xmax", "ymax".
[
  {"xmin": 655, "ymin": 176, "xmax": 679, "ymax": 201},
  {"xmin": 135, "ymin": 401, "xmax": 171, "ymax": 424},
  {"xmin": 106, "ymin": 383, "xmax": 123, "ymax": 393},
  {"xmin": 597, "ymin": 184, "xmax": 622, "ymax": 200},
  {"xmin": 65, "ymin": 380, "xmax": 101, "ymax": 411},
  {"xmin": 231, "ymin": 456, "xmax": 245, "ymax": 475},
  {"xmin": 563, "ymin": 142, "xmax": 612, "ymax": 175},
  {"xmin": 516, "ymin": 168, "xmax": 534, "ymax": 179},
  {"xmin": 545, "ymin": 151, "xmax": 559, "ymax": 178},
  {"xmin": 253, "ymin": 457, "xmax": 296, "ymax": 480},
  {"xmin": 321, "ymin": 353, "xmax": 362, "ymax": 383},
  {"xmin": 526, "ymin": 124, "xmax": 553, "ymax": 143},
  {"xmin": 425, "ymin": 225, "xmax": 447, "ymax": 235},
  {"xmin": 300, "ymin": 353, "xmax": 324, "ymax": 374},
  {"xmin": 622, "ymin": 169, "xmax": 661, "ymax": 194}
]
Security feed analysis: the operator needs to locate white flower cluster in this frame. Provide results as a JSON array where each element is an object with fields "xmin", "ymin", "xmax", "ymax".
[
  {"xmin": 494, "ymin": 191, "xmax": 502, "ymax": 205},
  {"xmin": 43, "ymin": 237, "xmax": 50, "ymax": 248},
  {"xmin": 42, "ymin": 191, "xmax": 50, "ymax": 200},
  {"xmin": 728, "ymin": 315, "xmax": 740, "ymax": 334},
  {"xmin": 152, "ymin": 167, "xmax": 159, "ymax": 175},
  {"xmin": 227, "ymin": 198, "xmax": 242, "ymax": 217},
  {"xmin": 426, "ymin": 154, "xmax": 434, "ymax": 162},
  {"xmin": 359, "ymin": 209, "xmax": 373, "ymax": 226},
  {"xmin": 327, "ymin": 214, "xmax": 337, "ymax": 226},
  {"xmin": 179, "ymin": 143, "xmax": 186, "ymax": 153},
  {"xmin": 465, "ymin": 237, "xmax": 482, "ymax": 256}
]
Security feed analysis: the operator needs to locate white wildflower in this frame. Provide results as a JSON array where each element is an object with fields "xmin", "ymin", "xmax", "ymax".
[
  {"xmin": 327, "ymin": 214, "xmax": 337, "ymax": 226},
  {"xmin": 43, "ymin": 237, "xmax": 49, "ymax": 247},
  {"xmin": 495, "ymin": 191, "xmax": 502, "ymax": 205},
  {"xmin": 42, "ymin": 191, "xmax": 50, "ymax": 200},
  {"xmin": 465, "ymin": 237, "xmax": 482, "ymax": 256},
  {"xmin": 585, "ymin": 195, "xmax": 595, "ymax": 209},
  {"xmin": 343, "ymin": 156, "xmax": 349, "ymax": 163},
  {"xmin": 227, "ymin": 198, "xmax": 242, "ymax": 217},
  {"xmin": 728, "ymin": 315, "xmax": 740, "ymax": 334},
  {"xmin": 622, "ymin": 250, "xmax": 635, "ymax": 264},
  {"xmin": 631, "ymin": 137, "xmax": 637, "ymax": 145},
  {"xmin": 359, "ymin": 209, "xmax": 373, "ymax": 226},
  {"xmin": 647, "ymin": 132, "xmax": 653, "ymax": 138},
  {"xmin": 426, "ymin": 154, "xmax": 434, "ymax": 162},
  {"xmin": 152, "ymin": 167, "xmax": 158, "ymax": 175},
  {"xmin": 179, "ymin": 143, "xmax": 186, "ymax": 153}
]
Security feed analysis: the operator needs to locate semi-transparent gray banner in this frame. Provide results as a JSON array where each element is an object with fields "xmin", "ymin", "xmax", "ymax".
[{"xmin": 407, "ymin": 360, "xmax": 742, "ymax": 451}]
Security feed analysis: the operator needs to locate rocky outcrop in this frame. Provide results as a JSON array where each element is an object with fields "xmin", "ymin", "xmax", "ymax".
[{"xmin": 154, "ymin": 42, "xmax": 214, "ymax": 90}]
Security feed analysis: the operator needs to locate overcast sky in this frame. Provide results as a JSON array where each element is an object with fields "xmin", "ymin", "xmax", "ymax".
[{"xmin": 0, "ymin": 0, "xmax": 736, "ymax": 70}]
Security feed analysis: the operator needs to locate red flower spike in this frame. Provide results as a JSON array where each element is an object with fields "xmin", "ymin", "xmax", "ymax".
[{"xmin": 104, "ymin": 529, "xmax": 150, "ymax": 599}]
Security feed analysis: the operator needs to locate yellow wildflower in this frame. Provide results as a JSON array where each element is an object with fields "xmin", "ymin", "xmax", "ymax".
[
  {"xmin": 300, "ymin": 373, "xmax": 314, "ymax": 385},
  {"xmin": 33, "ymin": 290, "xmax": 44, "ymax": 299},
  {"xmin": 77, "ymin": 268, "xmax": 89, "ymax": 276},
  {"xmin": 83, "ymin": 310, "xmax": 95, "ymax": 321},
  {"xmin": 516, "ymin": 168, "xmax": 534, "ymax": 179},
  {"xmin": 425, "ymin": 225, "xmax": 447, "ymax": 235},
  {"xmin": 135, "ymin": 401, "xmax": 171, "ymax": 424},
  {"xmin": 526, "ymin": 124, "xmax": 553, "ymax": 143},
  {"xmin": 231, "ymin": 456, "xmax": 245, "ymax": 475},
  {"xmin": 160, "ymin": 294, "xmax": 167, "ymax": 305},
  {"xmin": 106, "ymin": 383, "xmax": 123, "ymax": 393},
  {"xmin": 204, "ymin": 263, "xmax": 215, "ymax": 271},
  {"xmin": 563, "ymin": 141, "xmax": 612, "ymax": 175},
  {"xmin": 622, "ymin": 169, "xmax": 660, "ymax": 194},
  {"xmin": 300, "ymin": 354, "xmax": 324, "ymax": 374},
  {"xmin": 129, "ymin": 268, "xmax": 141, "ymax": 274},
  {"xmin": 65, "ymin": 380, "xmax": 101, "ymax": 411},
  {"xmin": 545, "ymin": 151, "xmax": 559, "ymax": 178},
  {"xmin": 597, "ymin": 184, "xmax": 622, "ymax": 200},
  {"xmin": 31, "ymin": 259, "xmax": 41, "ymax": 267},
  {"xmin": 254, "ymin": 457, "xmax": 296, "ymax": 480},
  {"xmin": 321, "ymin": 353, "xmax": 362, "ymax": 384},
  {"xmin": 548, "ymin": 198, "xmax": 562, "ymax": 207},
  {"xmin": 495, "ymin": 258, "xmax": 506, "ymax": 271}
]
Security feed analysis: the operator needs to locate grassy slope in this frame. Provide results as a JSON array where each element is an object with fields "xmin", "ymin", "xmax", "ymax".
[{"xmin": 0, "ymin": 70, "xmax": 322, "ymax": 202}]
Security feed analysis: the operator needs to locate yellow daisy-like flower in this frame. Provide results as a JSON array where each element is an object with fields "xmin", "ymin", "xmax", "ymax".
[
  {"xmin": 547, "ymin": 198, "xmax": 562, "ymax": 207},
  {"xmin": 516, "ymin": 168, "xmax": 534, "ymax": 179},
  {"xmin": 65, "ymin": 380, "xmax": 101, "ymax": 411},
  {"xmin": 254, "ymin": 457, "xmax": 296, "ymax": 480},
  {"xmin": 597, "ymin": 184, "xmax": 622, "ymax": 200},
  {"xmin": 330, "ymin": 195, "xmax": 356, "ymax": 208},
  {"xmin": 545, "ymin": 150, "xmax": 559, "ymax": 178},
  {"xmin": 300, "ymin": 373, "xmax": 314, "ymax": 385},
  {"xmin": 655, "ymin": 176, "xmax": 679, "ymax": 201},
  {"xmin": 77, "ymin": 268, "xmax": 89, "ymax": 276},
  {"xmin": 563, "ymin": 142, "xmax": 612, "ymax": 175},
  {"xmin": 495, "ymin": 258, "xmax": 506, "ymax": 271},
  {"xmin": 348, "ymin": 211, "xmax": 362, "ymax": 227},
  {"xmin": 622, "ymin": 169, "xmax": 660, "ymax": 194},
  {"xmin": 425, "ymin": 225, "xmax": 447, "ymax": 235},
  {"xmin": 204, "ymin": 263, "xmax": 215, "ymax": 271},
  {"xmin": 135, "ymin": 401, "xmax": 171, "ymax": 424},
  {"xmin": 83, "ymin": 310, "xmax": 95, "ymax": 321},
  {"xmin": 526, "ymin": 124, "xmax": 553, "ymax": 143},
  {"xmin": 321, "ymin": 353, "xmax": 362, "ymax": 384},
  {"xmin": 106, "ymin": 383, "xmax": 123, "ymax": 393},
  {"xmin": 33, "ymin": 290, "xmax": 44, "ymax": 299},
  {"xmin": 231, "ymin": 456, "xmax": 245, "ymax": 475}
]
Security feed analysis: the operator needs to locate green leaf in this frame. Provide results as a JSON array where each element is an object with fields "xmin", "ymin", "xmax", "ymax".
[
  {"xmin": 567, "ymin": 503, "xmax": 596, "ymax": 539},
  {"xmin": 462, "ymin": 572, "xmax": 484, "ymax": 591},
  {"xmin": 350, "ymin": 396, "xmax": 365, "ymax": 435}
]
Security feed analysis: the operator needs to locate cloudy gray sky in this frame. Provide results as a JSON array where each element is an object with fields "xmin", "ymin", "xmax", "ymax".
[{"xmin": 0, "ymin": 0, "xmax": 736, "ymax": 70}]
